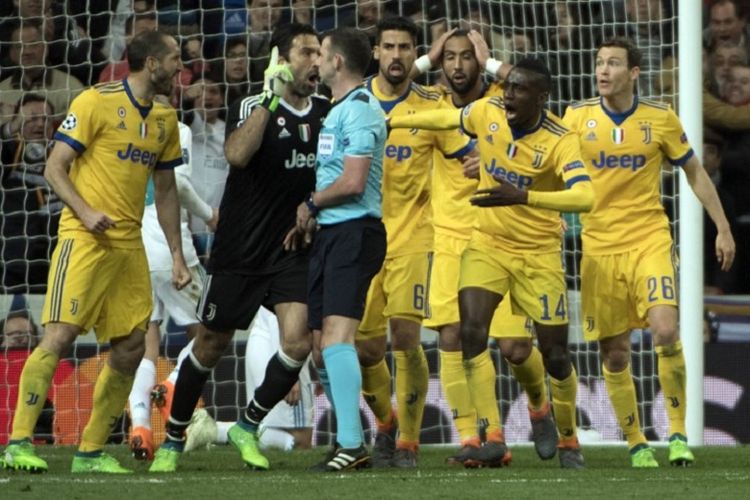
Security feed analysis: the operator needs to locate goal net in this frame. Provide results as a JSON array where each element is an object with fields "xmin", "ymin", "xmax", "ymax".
[{"xmin": 0, "ymin": 0, "xmax": 684, "ymax": 448}]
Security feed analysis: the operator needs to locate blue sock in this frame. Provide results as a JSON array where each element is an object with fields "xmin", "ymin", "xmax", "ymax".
[
  {"xmin": 317, "ymin": 367, "xmax": 335, "ymax": 411},
  {"xmin": 323, "ymin": 343, "xmax": 363, "ymax": 449}
]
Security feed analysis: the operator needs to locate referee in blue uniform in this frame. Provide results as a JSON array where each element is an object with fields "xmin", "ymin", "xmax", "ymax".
[{"xmin": 295, "ymin": 27, "xmax": 387, "ymax": 472}]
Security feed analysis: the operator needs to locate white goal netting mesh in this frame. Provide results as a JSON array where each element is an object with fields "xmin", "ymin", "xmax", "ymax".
[{"xmin": 0, "ymin": 0, "xmax": 684, "ymax": 447}]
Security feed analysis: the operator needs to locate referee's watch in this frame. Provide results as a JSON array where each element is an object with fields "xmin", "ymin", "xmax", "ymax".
[{"xmin": 305, "ymin": 192, "xmax": 319, "ymax": 217}]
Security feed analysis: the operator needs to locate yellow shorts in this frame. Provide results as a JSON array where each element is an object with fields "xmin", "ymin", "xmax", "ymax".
[
  {"xmin": 459, "ymin": 235, "xmax": 568, "ymax": 326},
  {"xmin": 42, "ymin": 238, "xmax": 152, "ymax": 342},
  {"xmin": 357, "ymin": 252, "xmax": 432, "ymax": 339},
  {"xmin": 581, "ymin": 238, "xmax": 677, "ymax": 341},
  {"xmin": 426, "ymin": 233, "xmax": 531, "ymax": 338}
]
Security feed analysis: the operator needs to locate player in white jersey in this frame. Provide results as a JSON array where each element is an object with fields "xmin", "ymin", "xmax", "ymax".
[
  {"xmin": 183, "ymin": 306, "xmax": 314, "ymax": 453},
  {"xmin": 129, "ymin": 118, "xmax": 219, "ymax": 460}
]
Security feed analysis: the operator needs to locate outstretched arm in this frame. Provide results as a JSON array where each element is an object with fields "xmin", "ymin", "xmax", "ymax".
[
  {"xmin": 389, "ymin": 108, "xmax": 462, "ymax": 131},
  {"xmin": 471, "ymin": 176, "xmax": 594, "ymax": 213}
]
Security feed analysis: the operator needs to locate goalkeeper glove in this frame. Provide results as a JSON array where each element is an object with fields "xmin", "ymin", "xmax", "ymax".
[{"xmin": 260, "ymin": 46, "xmax": 293, "ymax": 112}]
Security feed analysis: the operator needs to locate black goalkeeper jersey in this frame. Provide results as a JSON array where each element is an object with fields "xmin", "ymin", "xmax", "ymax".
[{"xmin": 208, "ymin": 94, "xmax": 330, "ymax": 274}]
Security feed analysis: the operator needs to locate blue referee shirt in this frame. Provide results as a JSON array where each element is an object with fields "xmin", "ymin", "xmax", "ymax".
[{"xmin": 315, "ymin": 87, "xmax": 386, "ymax": 225}]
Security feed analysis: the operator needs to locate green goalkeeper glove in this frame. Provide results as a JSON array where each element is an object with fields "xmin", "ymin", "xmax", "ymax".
[{"xmin": 260, "ymin": 46, "xmax": 293, "ymax": 112}]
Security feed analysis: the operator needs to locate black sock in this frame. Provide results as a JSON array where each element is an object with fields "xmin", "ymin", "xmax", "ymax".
[
  {"xmin": 243, "ymin": 353, "xmax": 302, "ymax": 426},
  {"xmin": 165, "ymin": 353, "xmax": 211, "ymax": 441}
]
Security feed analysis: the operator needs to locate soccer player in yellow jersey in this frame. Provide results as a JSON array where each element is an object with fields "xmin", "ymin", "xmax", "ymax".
[
  {"xmin": 390, "ymin": 58, "xmax": 594, "ymax": 469},
  {"xmin": 411, "ymin": 29, "xmax": 557, "ymax": 466},
  {"xmin": 1, "ymin": 30, "xmax": 191, "ymax": 474},
  {"xmin": 562, "ymin": 38, "xmax": 735, "ymax": 468},
  {"xmin": 356, "ymin": 17, "xmax": 474, "ymax": 468}
]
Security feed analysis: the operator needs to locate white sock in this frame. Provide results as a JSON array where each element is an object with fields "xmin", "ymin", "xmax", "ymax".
[
  {"xmin": 168, "ymin": 339, "xmax": 195, "ymax": 384},
  {"xmin": 259, "ymin": 427, "xmax": 295, "ymax": 451},
  {"xmin": 129, "ymin": 358, "xmax": 156, "ymax": 428},
  {"xmin": 215, "ymin": 421, "xmax": 232, "ymax": 444}
]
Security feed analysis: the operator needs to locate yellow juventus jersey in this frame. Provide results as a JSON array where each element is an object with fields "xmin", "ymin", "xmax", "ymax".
[
  {"xmin": 562, "ymin": 97, "xmax": 693, "ymax": 254},
  {"xmin": 433, "ymin": 82, "xmax": 504, "ymax": 238},
  {"xmin": 53, "ymin": 79, "xmax": 182, "ymax": 247},
  {"xmin": 367, "ymin": 77, "xmax": 473, "ymax": 256},
  {"xmin": 461, "ymin": 97, "xmax": 588, "ymax": 253}
]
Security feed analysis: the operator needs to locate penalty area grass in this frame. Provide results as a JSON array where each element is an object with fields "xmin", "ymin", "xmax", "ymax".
[{"xmin": 2, "ymin": 445, "xmax": 749, "ymax": 500}]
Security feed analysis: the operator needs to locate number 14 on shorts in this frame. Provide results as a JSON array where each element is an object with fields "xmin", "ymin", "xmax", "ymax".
[{"xmin": 540, "ymin": 293, "xmax": 567, "ymax": 321}]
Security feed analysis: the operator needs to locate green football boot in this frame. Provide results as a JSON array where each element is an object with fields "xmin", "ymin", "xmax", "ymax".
[
  {"xmin": 669, "ymin": 434, "xmax": 695, "ymax": 467},
  {"xmin": 228, "ymin": 423, "xmax": 269, "ymax": 470},
  {"xmin": 149, "ymin": 446, "xmax": 183, "ymax": 473},
  {"xmin": 630, "ymin": 445, "xmax": 659, "ymax": 468},
  {"xmin": 3, "ymin": 440, "xmax": 48, "ymax": 473},
  {"xmin": 71, "ymin": 452, "xmax": 132, "ymax": 473}
]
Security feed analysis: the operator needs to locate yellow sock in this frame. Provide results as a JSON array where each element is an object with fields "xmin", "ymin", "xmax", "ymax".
[
  {"xmin": 10, "ymin": 348, "xmax": 59, "ymax": 441},
  {"xmin": 361, "ymin": 358, "xmax": 394, "ymax": 427},
  {"xmin": 603, "ymin": 363, "xmax": 647, "ymax": 449},
  {"xmin": 550, "ymin": 365, "xmax": 578, "ymax": 443},
  {"xmin": 439, "ymin": 350, "xmax": 477, "ymax": 442},
  {"xmin": 508, "ymin": 346, "xmax": 548, "ymax": 411},
  {"xmin": 463, "ymin": 350, "xmax": 501, "ymax": 438},
  {"xmin": 655, "ymin": 341, "xmax": 687, "ymax": 437},
  {"xmin": 79, "ymin": 364, "xmax": 134, "ymax": 452},
  {"xmin": 394, "ymin": 346, "xmax": 428, "ymax": 445}
]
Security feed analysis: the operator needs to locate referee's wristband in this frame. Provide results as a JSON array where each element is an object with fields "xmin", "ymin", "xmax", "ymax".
[
  {"xmin": 414, "ymin": 55, "xmax": 433, "ymax": 75},
  {"xmin": 305, "ymin": 193, "xmax": 319, "ymax": 217},
  {"xmin": 484, "ymin": 57, "xmax": 503, "ymax": 79}
]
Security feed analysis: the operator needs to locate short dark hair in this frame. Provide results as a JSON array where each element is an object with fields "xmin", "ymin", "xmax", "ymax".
[
  {"xmin": 325, "ymin": 27, "xmax": 372, "ymax": 78},
  {"xmin": 513, "ymin": 57, "xmax": 552, "ymax": 93},
  {"xmin": 598, "ymin": 37, "xmax": 642, "ymax": 69},
  {"xmin": 270, "ymin": 23, "xmax": 318, "ymax": 60},
  {"xmin": 14, "ymin": 93, "xmax": 53, "ymax": 115},
  {"xmin": 704, "ymin": 126, "xmax": 726, "ymax": 152},
  {"xmin": 711, "ymin": 0, "xmax": 745, "ymax": 19},
  {"xmin": 376, "ymin": 16, "xmax": 419, "ymax": 45},
  {"xmin": 127, "ymin": 30, "xmax": 175, "ymax": 72},
  {"xmin": 225, "ymin": 36, "xmax": 248, "ymax": 55},
  {"xmin": 125, "ymin": 12, "xmax": 157, "ymax": 35},
  {"xmin": 9, "ymin": 18, "xmax": 42, "ymax": 42}
]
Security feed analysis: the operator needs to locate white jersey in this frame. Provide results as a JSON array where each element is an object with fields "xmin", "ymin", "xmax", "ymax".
[
  {"xmin": 142, "ymin": 122, "xmax": 201, "ymax": 270},
  {"xmin": 189, "ymin": 113, "xmax": 229, "ymax": 234},
  {"xmin": 245, "ymin": 307, "xmax": 313, "ymax": 429}
]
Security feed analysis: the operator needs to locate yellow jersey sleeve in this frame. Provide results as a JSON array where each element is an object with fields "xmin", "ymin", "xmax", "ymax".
[
  {"xmin": 461, "ymin": 99, "xmax": 487, "ymax": 138},
  {"xmin": 156, "ymin": 112, "xmax": 183, "ymax": 170},
  {"xmin": 661, "ymin": 107, "xmax": 694, "ymax": 167},
  {"xmin": 54, "ymin": 89, "xmax": 103, "ymax": 153}
]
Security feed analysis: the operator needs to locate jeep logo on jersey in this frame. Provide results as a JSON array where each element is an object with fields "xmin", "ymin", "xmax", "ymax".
[
  {"xmin": 116, "ymin": 143, "xmax": 158, "ymax": 167},
  {"xmin": 484, "ymin": 158, "xmax": 533, "ymax": 189},
  {"xmin": 592, "ymin": 152, "xmax": 646, "ymax": 171},
  {"xmin": 285, "ymin": 149, "xmax": 316, "ymax": 169},
  {"xmin": 384, "ymin": 145, "xmax": 412, "ymax": 162}
]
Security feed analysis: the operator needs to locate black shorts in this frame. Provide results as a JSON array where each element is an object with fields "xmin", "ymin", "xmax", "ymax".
[
  {"xmin": 307, "ymin": 217, "xmax": 386, "ymax": 330},
  {"xmin": 197, "ymin": 257, "xmax": 308, "ymax": 331}
]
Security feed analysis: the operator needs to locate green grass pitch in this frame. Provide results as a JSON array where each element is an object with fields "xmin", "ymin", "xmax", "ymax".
[{"xmin": 2, "ymin": 445, "xmax": 750, "ymax": 499}]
